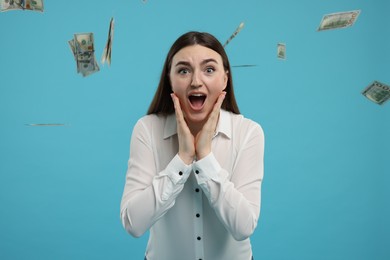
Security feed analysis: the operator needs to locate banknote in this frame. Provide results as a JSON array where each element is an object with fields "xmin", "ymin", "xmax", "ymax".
[
  {"xmin": 74, "ymin": 33, "xmax": 95, "ymax": 53},
  {"xmin": 223, "ymin": 22, "xmax": 244, "ymax": 47},
  {"xmin": 68, "ymin": 39, "xmax": 77, "ymax": 61},
  {"xmin": 25, "ymin": 123, "xmax": 66, "ymax": 127},
  {"xmin": 0, "ymin": 0, "xmax": 44, "ymax": 12},
  {"xmin": 77, "ymin": 52, "xmax": 100, "ymax": 77},
  {"xmin": 277, "ymin": 43, "xmax": 286, "ymax": 59},
  {"xmin": 101, "ymin": 17, "xmax": 114, "ymax": 66},
  {"xmin": 317, "ymin": 10, "xmax": 360, "ymax": 31},
  {"xmin": 69, "ymin": 33, "xmax": 100, "ymax": 77},
  {"xmin": 362, "ymin": 81, "xmax": 390, "ymax": 105},
  {"xmin": 231, "ymin": 65, "xmax": 257, "ymax": 68}
]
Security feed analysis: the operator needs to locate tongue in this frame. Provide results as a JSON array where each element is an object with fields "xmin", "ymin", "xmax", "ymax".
[{"xmin": 189, "ymin": 96, "xmax": 204, "ymax": 109}]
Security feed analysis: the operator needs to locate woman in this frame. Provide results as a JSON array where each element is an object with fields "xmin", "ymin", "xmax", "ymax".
[{"xmin": 120, "ymin": 31, "xmax": 264, "ymax": 260}]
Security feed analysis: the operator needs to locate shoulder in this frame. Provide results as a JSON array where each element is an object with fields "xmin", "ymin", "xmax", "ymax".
[
  {"xmin": 132, "ymin": 113, "xmax": 169, "ymax": 133},
  {"xmin": 228, "ymin": 111, "xmax": 264, "ymax": 138},
  {"xmin": 135, "ymin": 113, "xmax": 167, "ymax": 126}
]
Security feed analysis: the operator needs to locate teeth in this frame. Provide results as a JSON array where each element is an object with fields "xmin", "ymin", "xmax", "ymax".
[{"xmin": 190, "ymin": 93, "xmax": 205, "ymax": 96}]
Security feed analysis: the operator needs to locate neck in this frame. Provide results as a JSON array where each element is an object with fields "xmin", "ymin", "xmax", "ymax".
[
  {"xmin": 187, "ymin": 120, "xmax": 206, "ymax": 136},
  {"xmin": 186, "ymin": 112, "xmax": 220, "ymax": 136}
]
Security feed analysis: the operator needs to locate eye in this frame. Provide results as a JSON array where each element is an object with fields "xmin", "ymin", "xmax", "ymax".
[
  {"xmin": 205, "ymin": 67, "xmax": 215, "ymax": 73},
  {"xmin": 178, "ymin": 68, "xmax": 190, "ymax": 74}
]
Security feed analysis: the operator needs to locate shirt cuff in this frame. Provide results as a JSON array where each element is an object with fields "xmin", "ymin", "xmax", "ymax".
[
  {"xmin": 165, "ymin": 154, "xmax": 192, "ymax": 185},
  {"xmin": 193, "ymin": 152, "xmax": 221, "ymax": 185}
]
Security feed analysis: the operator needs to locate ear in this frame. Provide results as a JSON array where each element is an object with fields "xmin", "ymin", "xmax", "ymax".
[{"xmin": 223, "ymin": 70, "xmax": 229, "ymax": 90}]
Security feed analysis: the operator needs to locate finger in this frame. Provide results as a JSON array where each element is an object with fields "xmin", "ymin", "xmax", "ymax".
[
  {"xmin": 171, "ymin": 93, "xmax": 185, "ymax": 121},
  {"xmin": 171, "ymin": 94, "xmax": 195, "ymax": 163},
  {"xmin": 207, "ymin": 91, "xmax": 226, "ymax": 125},
  {"xmin": 171, "ymin": 93, "xmax": 191, "ymax": 135},
  {"xmin": 214, "ymin": 91, "xmax": 226, "ymax": 110}
]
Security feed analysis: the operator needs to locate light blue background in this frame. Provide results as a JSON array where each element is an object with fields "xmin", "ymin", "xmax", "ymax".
[{"xmin": 1, "ymin": 0, "xmax": 389, "ymax": 259}]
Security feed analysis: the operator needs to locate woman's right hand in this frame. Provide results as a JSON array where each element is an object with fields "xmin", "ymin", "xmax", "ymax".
[{"xmin": 171, "ymin": 93, "xmax": 195, "ymax": 165}]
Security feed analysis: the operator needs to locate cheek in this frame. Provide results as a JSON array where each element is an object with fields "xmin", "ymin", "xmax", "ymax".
[
  {"xmin": 208, "ymin": 77, "xmax": 227, "ymax": 91},
  {"xmin": 170, "ymin": 81, "xmax": 186, "ymax": 99},
  {"xmin": 169, "ymin": 77, "xmax": 179, "ymax": 92},
  {"xmin": 170, "ymin": 77, "xmax": 188, "ymax": 94},
  {"xmin": 171, "ymin": 82, "xmax": 183, "ymax": 95}
]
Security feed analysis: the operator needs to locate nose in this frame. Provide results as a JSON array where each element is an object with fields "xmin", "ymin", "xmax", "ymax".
[{"xmin": 191, "ymin": 70, "xmax": 202, "ymax": 88}]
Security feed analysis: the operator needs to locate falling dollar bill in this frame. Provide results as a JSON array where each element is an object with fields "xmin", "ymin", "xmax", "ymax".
[
  {"xmin": 362, "ymin": 81, "xmax": 390, "ymax": 105},
  {"xmin": 68, "ymin": 33, "xmax": 100, "ymax": 77},
  {"xmin": 277, "ymin": 43, "xmax": 286, "ymax": 59},
  {"xmin": 68, "ymin": 39, "xmax": 76, "ymax": 58},
  {"xmin": 223, "ymin": 22, "xmax": 244, "ymax": 47},
  {"xmin": 0, "ymin": 0, "xmax": 44, "ymax": 12},
  {"xmin": 231, "ymin": 64, "xmax": 257, "ymax": 68},
  {"xmin": 101, "ymin": 17, "xmax": 114, "ymax": 66},
  {"xmin": 317, "ymin": 10, "xmax": 360, "ymax": 31},
  {"xmin": 25, "ymin": 123, "xmax": 67, "ymax": 127}
]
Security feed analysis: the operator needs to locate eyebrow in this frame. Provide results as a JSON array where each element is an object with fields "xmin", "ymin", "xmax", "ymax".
[{"xmin": 174, "ymin": 58, "xmax": 219, "ymax": 67}]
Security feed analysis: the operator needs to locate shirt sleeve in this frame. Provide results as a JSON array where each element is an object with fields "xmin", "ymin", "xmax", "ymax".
[
  {"xmin": 120, "ymin": 119, "xmax": 192, "ymax": 238},
  {"xmin": 193, "ymin": 123, "xmax": 264, "ymax": 241}
]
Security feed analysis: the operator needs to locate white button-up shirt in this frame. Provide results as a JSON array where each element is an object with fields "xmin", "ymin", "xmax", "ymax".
[{"xmin": 120, "ymin": 109, "xmax": 264, "ymax": 260}]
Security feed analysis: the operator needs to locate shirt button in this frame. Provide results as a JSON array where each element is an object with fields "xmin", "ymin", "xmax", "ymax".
[
  {"xmin": 196, "ymin": 213, "xmax": 200, "ymax": 218},
  {"xmin": 197, "ymin": 236, "xmax": 201, "ymax": 240},
  {"xmin": 195, "ymin": 170, "xmax": 199, "ymax": 174},
  {"xmin": 195, "ymin": 188, "xmax": 200, "ymax": 193},
  {"xmin": 179, "ymin": 171, "xmax": 183, "ymax": 176}
]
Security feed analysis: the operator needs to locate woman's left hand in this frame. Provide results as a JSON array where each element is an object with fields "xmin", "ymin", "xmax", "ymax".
[{"xmin": 195, "ymin": 91, "xmax": 226, "ymax": 160}]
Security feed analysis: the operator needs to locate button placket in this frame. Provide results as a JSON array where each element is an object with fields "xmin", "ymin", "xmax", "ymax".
[{"xmin": 193, "ymin": 175, "xmax": 204, "ymax": 260}]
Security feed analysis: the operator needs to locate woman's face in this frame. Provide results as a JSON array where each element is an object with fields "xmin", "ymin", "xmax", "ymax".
[{"xmin": 169, "ymin": 44, "xmax": 228, "ymax": 125}]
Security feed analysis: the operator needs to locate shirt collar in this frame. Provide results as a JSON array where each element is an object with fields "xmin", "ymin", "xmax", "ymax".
[
  {"xmin": 163, "ymin": 114, "xmax": 177, "ymax": 139},
  {"xmin": 163, "ymin": 109, "xmax": 232, "ymax": 139}
]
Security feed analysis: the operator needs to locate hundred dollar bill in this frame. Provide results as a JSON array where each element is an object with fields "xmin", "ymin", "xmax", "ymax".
[
  {"xmin": 68, "ymin": 39, "xmax": 83, "ymax": 73},
  {"xmin": 74, "ymin": 33, "xmax": 95, "ymax": 53},
  {"xmin": 223, "ymin": 22, "xmax": 244, "ymax": 47},
  {"xmin": 101, "ymin": 17, "xmax": 114, "ymax": 66},
  {"xmin": 318, "ymin": 10, "xmax": 360, "ymax": 31},
  {"xmin": 77, "ymin": 52, "xmax": 100, "ymax": 77},
  {"xmin": 277, "ymin": 43, "xmax": 286, "ymax": 59},
  {"xmin": 75, "ymin": 33, "xmax": 100, "ymax": 76},
  {"xmin": 68, "ymin": 33, "xmax": 100, "ymax": 77},
  {"xmin": 362, "ymin": 81, "xmax": 390, "ymax": 105},
  {"xmin": 0, "ymin": 0, "xmax": 44, "ymax": 12}
]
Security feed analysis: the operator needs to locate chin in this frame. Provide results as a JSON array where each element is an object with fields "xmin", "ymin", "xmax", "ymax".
[{"xmin": 185, "ymin": 111, "xmax": 208, "ymax": 124}]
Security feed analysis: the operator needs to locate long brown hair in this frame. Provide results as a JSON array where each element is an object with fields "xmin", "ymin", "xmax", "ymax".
[{"xmin": 147, "ymin": 31, "xmax": 240, "ymax": 115}]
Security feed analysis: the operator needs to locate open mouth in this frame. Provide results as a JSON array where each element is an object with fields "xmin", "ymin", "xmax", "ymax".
[{"xmin": 188, "ymin": 93, "xmax": 206, "ymax": 110}]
